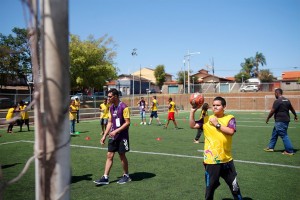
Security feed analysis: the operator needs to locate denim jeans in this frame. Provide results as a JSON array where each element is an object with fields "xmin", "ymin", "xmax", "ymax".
[
  {"xmin": 268, "ymin": 121, "xmax": 294, "ymax": 153},
  {"xmin": 70, "ymin": 119, "xmax": 75, "ymax": 133}
]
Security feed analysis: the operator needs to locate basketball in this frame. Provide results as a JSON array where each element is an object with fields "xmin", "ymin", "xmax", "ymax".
[{"xmin": 189, "ymin": 92, "xmax": 204, "ymax": 109}]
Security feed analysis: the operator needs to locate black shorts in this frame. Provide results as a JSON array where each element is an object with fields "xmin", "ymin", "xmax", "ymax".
[
  {"xmin": 21, "ymin": 119, "xmax": 29, "ymax": 125},
  {"xmin": 204, "ymin": 160, "xmax": 242, "ymax": 199},
  {"xmin": 108, "ymin": 138, "xmax": 130, "ymax": 153},
  {"xmin": 100, "ymin": 118, "xmax": 108, "ymax": 125},
  {"xmin": 150, "ymin": 111, "xmax": 158, "ymax": 118}
]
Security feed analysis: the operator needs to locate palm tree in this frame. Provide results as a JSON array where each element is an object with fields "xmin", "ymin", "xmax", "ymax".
[
  {"xmin": 254, "ymin": 52, "xmax": 266, "ymax": 78},
  {"xmin": 241, "ymin": 57, "xmax": 254, "ymax": 76}
]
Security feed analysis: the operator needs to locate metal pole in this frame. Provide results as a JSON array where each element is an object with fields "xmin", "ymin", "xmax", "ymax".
[
  {"xmin": 183, "ymin": 59, "xmax": 185, "ymax": 94},
  {"xmin": 187, "ymin": 50, "xmax": 190, "ymax": 94},
  {"xmin": 38, "ymin": 0, "xmax": 70, "ymax": 199}
]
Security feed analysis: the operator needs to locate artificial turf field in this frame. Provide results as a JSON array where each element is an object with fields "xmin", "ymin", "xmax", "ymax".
[{"xmin": 1, "ymin": 110, "xmax": 300, "ymax": 200}]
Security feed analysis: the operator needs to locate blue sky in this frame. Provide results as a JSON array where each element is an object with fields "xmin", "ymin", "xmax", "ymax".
[{"xmin": 1, "ymin": 0, "xmax": 300, "ymax": 79}]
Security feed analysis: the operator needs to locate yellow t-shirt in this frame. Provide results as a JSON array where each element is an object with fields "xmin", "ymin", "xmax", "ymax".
[
  {"xmin": 169, "ymin": 101, "xmax": 176, "ymax": 113},
  {"xmin": 69, "ymin": 105, "xmax": 77, "ymax": 120},
  {"xmin": 74, "ymin": 99, "xmax": 80, "ymax": 110},
  {"xmin": 152, "ymin": 99, "xmax": 158, "ymax": 111},
  {"xmin": 203, "ymin": 114, "xmax": 235, "ymax": 164},
  {"xmin": 19, "ymin": 105, "xmax": 29, "ymax": 120},
  {"xmin": 100, "ymin": 103, "xmax": 110, "ymax": 119},
  {"xmin": 6, "ymin": 108, "xmax": 15, "ymax": 120}
]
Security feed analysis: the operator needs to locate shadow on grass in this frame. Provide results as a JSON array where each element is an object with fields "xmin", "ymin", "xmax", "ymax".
[
  {"xmin": 129, "ymin": 172, "xmax": 156, "ymax": 181},
  {"xmin": 1, "ymin": 163, "xmax": 22, "ymax": 169},
  {"xmin": 223, "ymin": 198, "xmax": 253, "ymax": 200},
  {"xmin": 71, "ymin": 174, "xmax": 93, "ymax": 183}
]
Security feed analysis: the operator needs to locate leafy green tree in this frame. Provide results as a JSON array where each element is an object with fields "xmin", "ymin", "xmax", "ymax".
[
  {"xmin": 259, "ymin": 69, "xmax": 274, "ymax": 82},
  {"xmin": 154, "ymin": 65, "xmax": 166, "ymax": 89},
  {"xmin": 254, "ymin": 52, "xmax": 266, "ymax": 77},
  {"xmin": 240, "ymin": 57, "xmax": 254, "ymax": 77},
  {"xmin": 0, "ymin": 28, "xmax": 32, "ymax": 88},
  {"xmin": 176, "ymin": 70, "xmax": 188, "ymax": 84},
  {"xmin": 69, "ymin": 34, "xmax": 118, "ymax": 92},
  {"xmin": 234, "ymin": 72, "xmax": 251, "ymax": 83}
]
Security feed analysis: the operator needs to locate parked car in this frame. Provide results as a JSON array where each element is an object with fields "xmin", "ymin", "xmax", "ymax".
[
  {"xmin": 71, "ymin": 93, "xmax": 83, "ymax": 101},
  {"xmin": 149, "ymin": 89, "xmax": 157, "ymax": 94},
  {"xmin": 0, "ymin": 98, "xmax": 14, "ymax": 109},
  {"xmin": 240, "ymin": 85, "xmax": 259, "ymax": 92}
]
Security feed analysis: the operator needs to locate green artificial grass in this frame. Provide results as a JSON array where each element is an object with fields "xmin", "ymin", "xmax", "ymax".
[{"xmin": 1, "ymin": 111, "xmax": 299, "ymax": 199}]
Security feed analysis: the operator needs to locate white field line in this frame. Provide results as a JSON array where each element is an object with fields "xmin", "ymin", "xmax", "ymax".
[{"xmin": 1, "ymin": 140, "xmax": 300, "ymax": 169}]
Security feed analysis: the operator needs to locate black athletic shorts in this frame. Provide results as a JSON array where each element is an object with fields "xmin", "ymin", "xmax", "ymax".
[{"xmin": 108, "ymin": 138, "xmax": 130, "ymax": 153}]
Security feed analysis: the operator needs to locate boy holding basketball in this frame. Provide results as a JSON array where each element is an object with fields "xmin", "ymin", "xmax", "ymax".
[{"xmin": 189, "ymin": 96, "xmax": 242, "ymax": 200}]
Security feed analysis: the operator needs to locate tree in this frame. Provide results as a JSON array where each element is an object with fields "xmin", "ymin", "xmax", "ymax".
[
  {"xmin": 254, "ymin": 52, "xmax": 266, "ymax": 78},
  {"xmin": 259, "ymin": 69, "xmax": 274, "ymax": 82},
  {"xmin": 0, "ymin": 28, "xmax": 32, "ymax": 88},
  {"xmin": 154, "ymin": 65, "xmax": 166, "ymax": 89},
  {"xmin": 176, "ymin": 70, "xmax": 188, "ymax": 84},
  {"xmin": 69, "ymin": 34, "xmax": 118, "ymax": 92},
  {"xmin": 240, "ymin": 57, "xmax": 255, "ymax": 77}
]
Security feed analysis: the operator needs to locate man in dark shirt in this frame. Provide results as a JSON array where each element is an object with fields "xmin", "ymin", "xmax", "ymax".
[{"xmin": 264, "ymin": 88, "xmax": 298, "ymax": 155}]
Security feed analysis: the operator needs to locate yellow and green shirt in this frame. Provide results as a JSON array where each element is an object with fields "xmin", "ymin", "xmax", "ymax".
[{"xmin": 201, "ymin": 114, "xmax": 236, "ymax": 164}]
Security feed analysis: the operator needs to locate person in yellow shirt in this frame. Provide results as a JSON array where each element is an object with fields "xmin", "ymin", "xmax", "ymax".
[
  {"xmin": 189, "ymin": 96, "xmax": 242, "ymax": 200},
  {"xmin": 69, "ymin": 100, "xmax": 77, "ymax": 135},
  {"xmin": 148, "ymin": 96, "xmax": 162, "ymax": 125},
  {"xmin": 6, "ymin": 104, "xmax": 17, "ymax": 133},
  {"xmin": 163, "ymin": 97, "xmax": 178, "ymax": 129},
  {"xmin": 18, "ymin": 101, "xmax": 30, "ymax": 132},
  {"xmin": 74, "ymin": 97, "xmax": 80, "ymax": 123},
  {"xmin": 99, "ymin": 98, "xmax": 110, "ymax": 135}
]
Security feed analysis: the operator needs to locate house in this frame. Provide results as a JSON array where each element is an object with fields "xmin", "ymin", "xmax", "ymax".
[
  {"xmin": 279, "ymin": 71, "xmax": 300, "ymax": 91},
  {"xmin": 191, "ymin": 69, "xmax": 233, "ymax": 83},
  {"xmin": 131, "ymin": 67, "xmax": 172, "ymax": 84}
]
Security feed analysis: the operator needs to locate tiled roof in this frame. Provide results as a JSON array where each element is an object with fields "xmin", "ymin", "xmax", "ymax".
[{"xmin": 282, "ymin": 71, "xmax": 300, "ymax": 81}]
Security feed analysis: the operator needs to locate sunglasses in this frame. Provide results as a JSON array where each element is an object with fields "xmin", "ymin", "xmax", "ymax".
[{"xmin": 107, "ymin": 95, "xmax": 114, "ymax": 99}]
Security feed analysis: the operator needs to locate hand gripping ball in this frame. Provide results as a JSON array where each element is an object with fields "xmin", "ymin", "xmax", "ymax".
[{"xmin": 189, "ymin": 92, "xmax": 204, "ymax": 109}]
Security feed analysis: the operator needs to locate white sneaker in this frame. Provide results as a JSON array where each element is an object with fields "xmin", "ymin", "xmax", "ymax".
[
  {"xmin": 140, "ymin": 122, "xmax": 143, "ymax": 125},
  {"xmin": 144, "ymin": 122, "xmax": 147, "ymax": 125}
]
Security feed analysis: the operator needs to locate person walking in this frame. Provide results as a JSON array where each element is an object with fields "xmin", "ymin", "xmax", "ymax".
[
  {"xmin": 193, "ymin": 103, "xmax": 209, "ymax": 143},
  {"xmin": 148, "ymin": 96, "xmax": 162, "ymax": 125},
  {"xmin": 18, "ymin": 101, "xmax": 30, "ymax": 132},
  {"xmin": 69, "ymin": 100, "xmax": 77, "ymax": 135},
  {"xmin": 163, "ymin": 97, "xmax": 179, "ymax": 129},
  {"xmin": 99, "ymin": 98, "xmax": 110, "ymax": 135},
  {"xmin": 137, "ymin": 97, "xmax": 147, "ymax": 125},
  {"xmin": 6, "ymin": 104, "xmax": 17, "ymax": 133},
  {"xmin": 189, "ymin": 96, "xmax": 242, "ymax": 200},
  {"xmin": 264, "ymin": 88, "xmax": 298, "ymax": 155},
  {"xmin": 74, "ymin": 97, "xmax": 80, "ymax": 123},
  {"xmin": 94, "ymin": 88, "xmax": 131, "ymax": 185}
]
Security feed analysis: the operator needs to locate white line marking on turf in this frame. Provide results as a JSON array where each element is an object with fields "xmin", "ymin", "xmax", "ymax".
[{"xmin": 2, "ymin": 140, "xmax": 300, "ymax": 169}]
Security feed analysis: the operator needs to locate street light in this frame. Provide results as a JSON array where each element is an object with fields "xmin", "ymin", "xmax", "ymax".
[
  {"xmin": 192, "ymin": 77, "xmax": 195, "ymax": 93},
  {"xmin": 241, "ymin": 74, "xmax": 244, "ymax": 84},
  {"xmin": 184, "ymin": 51, "xmax": 200, "ymax": 94}
]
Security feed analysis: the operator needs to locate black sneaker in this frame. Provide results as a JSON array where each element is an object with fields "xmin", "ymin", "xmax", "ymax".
[
  {"xmin": 117, "ymin": 175, "xmax": 131, "ymax": 184},
  {"xmin": 93, "ymin": 176, "xmax": 109, "ymax": 185}
]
